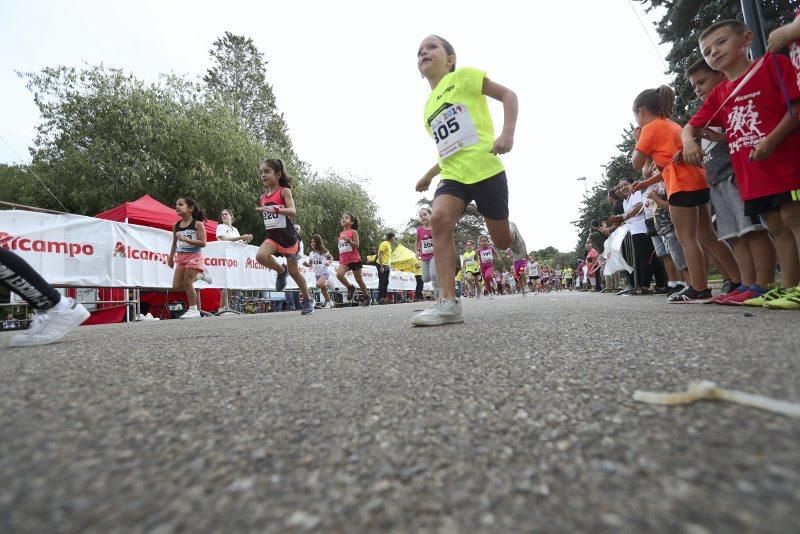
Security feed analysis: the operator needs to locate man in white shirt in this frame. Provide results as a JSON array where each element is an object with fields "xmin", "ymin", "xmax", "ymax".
[{"xmin": 610, "ymin": 180, "xmax": 656, "ymax": 293}]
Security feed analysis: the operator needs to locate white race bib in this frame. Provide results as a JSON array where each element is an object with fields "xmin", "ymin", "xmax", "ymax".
[
  {"xmin": 262, "ymin": 206, "xmax": 287, "ymax": 230},
  {"xmin": 420, "ymin": 238, "xmax": 434, "ymax": 255},
  {"xmin": 338, "ymin": 239, "xmax": 352, "ymax": 254},
  {"xmin": 431, "ymin": 103, "xmax": 479, "ymax": 159},
  {"xmin": 480, "ymin": 249, "xmax": 493, "ymax": 263}
]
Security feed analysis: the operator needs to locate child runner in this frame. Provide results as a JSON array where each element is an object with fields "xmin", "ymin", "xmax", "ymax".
[
  {"xmin": 526, "ymin": 254, "xmax": 540, "ymax": 292},
  {"xmin": 415, "ymin": 207, "xmax": 438, "ymax": 295},
  {"xmin": 168, "ymin": 197, "xmax": 212, "ymax": 319},
  {"xmin": 461, "ymin": 240, "xmax": 481, "ymax": 298},
  {"xmin": 630, "ymin": 86, "xmax": 740, "ymax": 303},
  {"xmin": 412, "ymin": 35, "xmax": 527, "ymax": 325},
  {"xmin": 2, "ymin": 249, "xmax": 90, "ymax": 347},
  {"xmin": 254, "ymin": 159, "xmax": 314, "ymax": 315},
  {"xmin": 304, "ymin": 234, "xmax": 334, "ymax": 308},
  {"xmin": 685, "ymin": 58, "xmax": 777, "ymax": 305},
  {"xmin": 477, "ymin": 235, "xmax": 497, "ymax": 296},
  {"xmin": 684, "ymin": 19, "xmax": 800, "ymax": 310},
  {"xmin": 335, "ymin": 212, "xmax": 370, "ymax": 305}
]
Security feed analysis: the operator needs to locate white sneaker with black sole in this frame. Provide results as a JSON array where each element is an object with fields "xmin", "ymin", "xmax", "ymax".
[
  {"xmin": 180, "ymin": 308, "xmax": 202, "ymax": 319},
  {"xmin": 9, "ymin": 298, "xmax": 90, "ymax": 347},
  {"xmin": 411, "ymin": 298, "xmax": 463, "ymax": 326},
  {"xmin": 668, "ymin": 286, "xmax": 712, "ymax": 303}
]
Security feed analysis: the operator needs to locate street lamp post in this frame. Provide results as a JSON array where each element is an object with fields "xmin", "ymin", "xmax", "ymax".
[{"xmin": 576, "ymin": 177, "xmax": 588, "ymax": 195}]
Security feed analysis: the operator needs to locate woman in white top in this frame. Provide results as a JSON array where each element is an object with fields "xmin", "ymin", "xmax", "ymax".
[
  {"xmin": 215, "ymin": 209, "xmax": 252, "ymax": 311},
  {"xmin": 216, "ymin": 209, "xmax": 253, "ymax": 243}
]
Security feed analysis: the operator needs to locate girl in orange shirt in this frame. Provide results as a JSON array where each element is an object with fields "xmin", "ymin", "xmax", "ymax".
[{"xmin": 630, "ymin": 85, "xmax": 739, "ymax": 303}]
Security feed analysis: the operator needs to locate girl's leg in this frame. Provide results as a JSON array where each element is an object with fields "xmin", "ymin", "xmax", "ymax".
[
  {"xmin": 697, "ymin": 203, "xmax": 740, "ymax": 283},
  {"xmin": 743, "ymin": 230, "xmax": 776, "ymax": 288},
  {"xmin": 172, "ymin": 268, "xmax": 185, "ymax": 292},
  {"xmin": 670, "ymin": 205, "xmax": 707, "ymax": 290},
  {"xmin": 256, "ymin": 242, "xmax": 280, "ymax": 271},
  {"xmin": 336, "ymin": 264, "xmax": 352, "ymax": 289},
  {"xmin": 485, "ymin": 219, "xmax": 513, "ymax": 249},
  {"xmin": 183, "ymin": 268, "xmax": 199, "ymax": 306},
  {"xmin": 761, "ymin": 210, "xmax": 799, "ymax": 288},
  {"xmin": 352, "ymin": 269, "xmax": 369, "ymax": 295},
  {"xmin": 317, "ymin": 277, "xmax": 331, "ymax": 302},
  {"xmin": 662, "ymin": 253, "xmax": 678, "ymax": 282},
  {"xmin": 286, "ymin": 259, "xmax": 310, "ymax": 299},
  {"xmin": 777, "ymin": 202, "xmax": 800, "ymax": 286},
  {"xmin": 431, "ymin": 195, "xmax": 466, "ymax": 300},
  {"xmin": 730, "ymin": 237, "xmax": 755, "ymax": 287}
]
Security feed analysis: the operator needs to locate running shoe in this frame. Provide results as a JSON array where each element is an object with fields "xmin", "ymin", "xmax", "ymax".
[
  {"xmin": 347, "ymin": 285, "xmax": 356, "ymax": 302},
  {"xmin": 653, "ymin": 286, "xmax": 670, "ymax": 295},
  {"xmin": 708, "ymin": 285, "xmax": 746, "ymax": 305},
  {"xmin": 720, "ymin": 286, "xmax": 765, "ymax": 306},
  {"xmin": 508, "ymin": 221, "xmax": 528, "ymax": 260},
  {"xmin": 275, "ymin": 266, "xmax": 288, "ymax": 291},
  {"xmin": 360, "ymin": 294, "xmax": 371, "ymax": 306},
  {"xmin": 411, "ymin": 298, "xmax": 463, "ymax": 326},
  {"xmin": 300, "ymin": 297, "xmax": 315, "ymax": 315},
  {"xmin": 9, "ymin": 298, "xmax": 90, "ymax": 347},
  {"xmin": 763, "ymin": 286, "xmax": 800, "ymax": 310},
  {"xmin": 743, "ymin": 286, "xmax": 785, "ymax": 307},
  {"xmin": 616, "ymin": 286, "xmax": 635, "ymax": 296},
  {"xmin": 668, "ymin": 286, "xmax": 712, "ymax": 304},
  {"xmin": 719, "ymin": 279, "xmax": 736, "ymax": 295},
  {"xmin": 323, "ymin": 301, "xmax": 334, "ymax": 309},
  {"xmin": 180, "ymin": 308, "xmax": 202, "ymax": 319},
  {"xmin": 666, "ymin": 283, "xmax": 686, "ymax": 296}
]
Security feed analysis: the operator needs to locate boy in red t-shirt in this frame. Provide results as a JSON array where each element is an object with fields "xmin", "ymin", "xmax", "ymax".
[{"xmin": 683, "ymin": 19, "xmax": 800, "ymax": 310}]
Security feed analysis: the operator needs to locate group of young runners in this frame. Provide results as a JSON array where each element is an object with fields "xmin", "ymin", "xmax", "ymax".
[{"xmin": 4, "ymin": 15, "xmax": 800, "ymax": 346}]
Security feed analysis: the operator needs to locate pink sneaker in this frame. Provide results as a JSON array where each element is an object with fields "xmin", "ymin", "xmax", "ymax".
[
  {"xmin": 720, "ymin": 286, "xmax": 764, "ymax": 306},
  {"xmin": 709, "ymin": 286, "xmax": 743, "ymax": 305}
]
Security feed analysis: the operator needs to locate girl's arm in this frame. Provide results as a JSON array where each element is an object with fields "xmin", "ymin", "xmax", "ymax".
[
  {"xmin": 415, "ymin": 233, "xmax": 421, "ymax": 257},
  {"xmin": 348, "ymin": 230, "xmax": 360, "ymax": 249},
  {"xmin": 482, "ymin": 78, "xmax": 518, "ymax": 155},
  {"xmin": 273, "ymin": 188, "xmax": 298, "ymax": 217},
  {"xmin": 168, "ymin": 231, "xmax": 177, "ymax": 268},
  {"xmin": 416, "ymin": 163, "xmax": 441, "ymax": 192}
]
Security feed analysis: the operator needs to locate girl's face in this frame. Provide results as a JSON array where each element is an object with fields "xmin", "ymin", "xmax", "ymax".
[
  {"xmin": 221, "ymin": 211, "xmax": 232, "ymax": 224},
  {"xmin": 311, "ymin": 239, "xmax": 320, "ymax": 251},
  {"xmin": 259, "ymin": 163, "xmax": 279, "ymax": 188},
  {"xmin": 417, "ymin": 36, "xmax": 453, "ymax": 79},
  {"xmin": 341, "ymin": 213, "xmax": 352, "ymax": 227},
  {"xmin": 479, "ymin": 237, "xmax": 489, "ymax": 247},
  {"xmin": 419, "ymin": 209, "xmax": 431, "ymax": 225},
  {"xmin": 175, "ymin": 199, "xmax": 190, "ymax": 216},
  {"xmin": 465, "ymin": 242, "xmax": 473, "ymax": 251}
]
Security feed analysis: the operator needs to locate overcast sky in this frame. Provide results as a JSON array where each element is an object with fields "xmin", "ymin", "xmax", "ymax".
[{"xmin": 0, "ymin": 0, "xmax": 672, "ymax": 250}]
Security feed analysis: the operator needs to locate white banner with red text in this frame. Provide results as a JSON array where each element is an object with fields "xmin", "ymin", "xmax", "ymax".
[{"xmin": 0, "ymin": 211, "xmax": 422, "ymax": 291}]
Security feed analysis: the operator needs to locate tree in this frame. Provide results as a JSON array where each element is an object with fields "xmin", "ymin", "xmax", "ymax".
[
  {"xmin": 204, "ymin": 32, "xmax": 301, "ymax": 172},
  {"xmin": 638, "ymin": 0, "xmax": 798, "ymax": 121},
  {"xmin": 296, "ymin": 170, "xmax": 384, "ymax": 260},
  {"xmin": 19, "ymin": 64, "xmax": 267, "ymax": 231}
]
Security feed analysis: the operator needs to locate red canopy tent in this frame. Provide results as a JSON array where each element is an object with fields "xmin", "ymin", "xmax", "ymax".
[
  {"xmin": 89, "ymin": 195, "xmax": 221, "ymax": 320},
  {"xmin": 95, "ymin": 194, "xmax": 218, "ymax": 238}
]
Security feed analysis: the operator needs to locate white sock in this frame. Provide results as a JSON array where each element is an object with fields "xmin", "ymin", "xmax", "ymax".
[
  {"xmin": 189, "ymin": 305, "xmax": 198, "ymax": 311},
  {"xmin": 667, "ymin": 281, "xmax": 677, "ymax": 287},
  {"xmin": 53, "ymin": 297, "xmax": 72, "ymax": 311}
]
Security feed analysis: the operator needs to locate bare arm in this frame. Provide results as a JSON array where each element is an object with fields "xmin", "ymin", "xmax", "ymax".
[
  {"xmin": 631, "ymin": 149, "xmax": 649, "ymax": 171},
  {"xmin": 682, "ymin": 123, "xmax": 704, "ymax": 166},
  {"xmin": 482, "ymin": 78, "xmax": 518, "ymax": 155},
  {"xmin": 176, "ymin": 222, "xmax": 207, "ymax": 248},
  {"xmin": 751, "ymin": 104, "xmax": 800, "ymax": 161},
  {"xmin": 416, "ymin": 163, "xmax": 441, "ymax": 192},
  {"xmin": 768, "ymin": 17, "xmax": 800, "ymax": 52},
  {"xmin": 349, "ymin": 230, "xmax": 360, "ymax": 250}
]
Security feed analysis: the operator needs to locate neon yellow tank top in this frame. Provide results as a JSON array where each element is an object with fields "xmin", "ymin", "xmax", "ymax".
[
  {"xmin": 462, "ymin": 250, "xmax": 480, "ymax": 273},
  {"xmin": 423, "ymin": 67, "xmax": 504, "ymax": 185}
]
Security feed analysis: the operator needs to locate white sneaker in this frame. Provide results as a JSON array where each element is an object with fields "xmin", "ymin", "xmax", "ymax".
[
  {"xmin": 9, "ymin": 298, "xmax": 90, "ymax": 347},
  {"xmin": 323, "ymin": 301, "xmax": 334, "ymax": 309},
  {"xmin": 180, "ymin": 308, "xmax": 202, "ymax": 319},
  {"xmin": 198, "ymin": 272, "xmax": 212, "ymax": 284},
  {"xmin": 411, "ymin": 298, "xmax": 463, "ymax": 326},
  {"xmin": 508, "ymin": 221, "xmax": 528, "ymax": 260}
]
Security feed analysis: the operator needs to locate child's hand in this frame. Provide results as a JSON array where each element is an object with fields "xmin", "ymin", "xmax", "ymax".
[
  {"xmin": 633, "ymin": 127, "xmax": 642, "ymax": 140},
  {"xmin": 415, "ymin": 175, "xmax": 432, "ymax": 192},
  {"xmin": 176, "ymin": 235, "xmax": 186, "ymax": 243},
  {"xmin": 167, "ymin": 256, "xmax": 174, "ymax": 268},
  {"xmin": 629, "ymin": 181, "xmax": 644, "ymax": 193},
  {"xmin": 767, "ymin": 25, "xmax": 793, "ymax": 52},
  {"xmin": 646, "ymin": 189, "xmax": 659, "ymax": 201},
  {"xmin": 491, "ymin": 133, "xmax": 514, "ymax": 155},
  {"xmin": 242, "ymin": 234, "xmax": 253, "ymax": 243},
  {"xmin": 750, "ymin": 138, "xmax": 776, "ymax": 161},
  {"xmin": 682, "ymin": 141, "xmax": 704, "ymax": 166}
]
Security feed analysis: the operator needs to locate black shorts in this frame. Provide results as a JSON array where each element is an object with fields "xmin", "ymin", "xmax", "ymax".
[
  {"xmin": 668, "ymin": 188, "xmax": 710, "ymax": 208},
  {"xmin": 744, "ymin": 190, "xmax": 800, "ymax": 217},
  {"xmin": 347, "ymin": 261, "xmax": 363, "ymax": 271},
  {"xmin": 434, "ymin": 171, "xmax": 509, "ymax": 220}
]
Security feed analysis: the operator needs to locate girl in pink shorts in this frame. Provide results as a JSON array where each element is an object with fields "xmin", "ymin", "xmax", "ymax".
[
  {"xmin": 477, "ymin": 235, "xmax": 496, "ymax": 296},
  {"xmin": 168, "ymin": 197, "xmax": 212, "ymax": 319}
]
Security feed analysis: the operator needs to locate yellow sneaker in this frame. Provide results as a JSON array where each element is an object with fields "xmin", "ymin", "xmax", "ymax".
[
  {"xmin": 763, "ymin": 286, "xmax": 800, "ymax": 310},
  {"xmin": 743, "ymin": 286, "xmax": 785, "ymax": 307}
]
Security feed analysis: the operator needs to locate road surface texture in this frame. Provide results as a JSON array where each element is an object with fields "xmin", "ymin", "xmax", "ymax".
[{"xmin": 1, "ymin": 292, "xmax": 798, "ymax": 533}]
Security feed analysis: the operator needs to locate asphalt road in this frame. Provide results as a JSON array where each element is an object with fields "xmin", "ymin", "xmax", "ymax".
[{"xmin": 1, "ymin": 292, "xmax": 798, "ymax": 533}]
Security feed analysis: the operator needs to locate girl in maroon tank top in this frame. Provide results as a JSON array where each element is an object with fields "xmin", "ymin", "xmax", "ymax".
[
  {"xmin": 254, "ymin": 159, "xmax": 314, "ymax": 315},
  {"xmin": 336, "ymin": 212, "xmax": 370, "ymax": 305}
]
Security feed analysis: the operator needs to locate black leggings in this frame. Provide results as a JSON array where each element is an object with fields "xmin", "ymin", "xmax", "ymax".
[
  {"xmin": 414, "ymin": 275, "xmax": 423, "ymax": 300},
  {"xmin": 0, "ymin": 248, "xmax": 61, "ymax": 311},
  {"xmin": 631, "ymin": 233, "xmax": 655, "ymax": 288},
  {"xmin": 378, "ymin": 267, "xmax": 390, "ymax": 300}
]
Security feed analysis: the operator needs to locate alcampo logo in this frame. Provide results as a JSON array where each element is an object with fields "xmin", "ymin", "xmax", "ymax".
[
  {"xmin": 0, "ymin": 231, "xmax": 94, "ymax": 257},
  {"xmin": 113, "ymin": 242, "xmax": 170, "ymax": 264}
]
